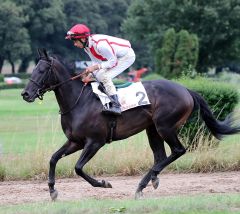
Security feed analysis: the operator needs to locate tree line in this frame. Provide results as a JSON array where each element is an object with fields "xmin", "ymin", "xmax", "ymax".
[
  {"xmin": 0, "ymin": 0, "xmax": 131, "ymax": 73},
  {"xmin": 1, "ymin": 0, "xmax": 240, "ymax": 76},
  {"xmin": 123, "ymin": 0, "xmax": 240, "ymax": 73}
]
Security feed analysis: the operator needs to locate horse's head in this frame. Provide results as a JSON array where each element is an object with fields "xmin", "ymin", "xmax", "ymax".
[{"xmin": 21, "ymin": 49, "xmax": 57, "ymax": 102}]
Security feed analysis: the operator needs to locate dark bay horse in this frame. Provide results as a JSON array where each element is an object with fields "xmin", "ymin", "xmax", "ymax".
[{"xmin": 21, "ymin": 49, "xmax": 240, "ymax": 200}]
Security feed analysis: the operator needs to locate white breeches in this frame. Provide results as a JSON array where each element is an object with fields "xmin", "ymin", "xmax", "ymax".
[{"xmin": 94, "ymin": 48, "xmax": 135, "ymax": 95}]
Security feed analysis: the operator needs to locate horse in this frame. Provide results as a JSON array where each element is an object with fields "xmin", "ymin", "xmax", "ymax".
[{"xmin": 21, "ymin": 49, "xmax": 240, "ymax": 200}]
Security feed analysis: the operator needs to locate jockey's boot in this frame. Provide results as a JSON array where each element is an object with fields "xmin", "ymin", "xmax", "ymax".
[{"xmin": 102, "ymin": 94, "xmax": 121, "ymax": 116}]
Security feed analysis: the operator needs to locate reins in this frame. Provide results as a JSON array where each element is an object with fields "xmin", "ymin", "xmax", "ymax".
[
  {"xmin": 45, "ymin": 72, "xmax": 86, "ymax": 92},
  {"xmin": 41, "ymin": 59, "xmax": 87, "ymax": 93},
  {"xmin": 59, "ymin": 83, "xmax": 86, "ymax": 115}
]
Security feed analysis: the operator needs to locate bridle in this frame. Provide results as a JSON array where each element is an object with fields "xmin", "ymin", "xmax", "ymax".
[
  {"xmin": 29, "ymin": 59, "xmax": 55, "ymax": 100},
  {"xmin": 29, "ymin": 58, "xmax": 87, "ymax": 115}
]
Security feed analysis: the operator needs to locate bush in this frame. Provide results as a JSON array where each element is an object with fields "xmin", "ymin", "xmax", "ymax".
[
  {"xmin": 142, "ymin": 73, "xmax": 163, "ymax": 81},
  {"xmin": 177, "ymin": 77, "xmax": 239, "ymax": 147}
]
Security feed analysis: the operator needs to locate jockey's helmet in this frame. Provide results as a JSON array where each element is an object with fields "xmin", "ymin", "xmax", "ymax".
[{"xmin": 65, "ymin": 24, "xmax": 90, "ymax": 40}]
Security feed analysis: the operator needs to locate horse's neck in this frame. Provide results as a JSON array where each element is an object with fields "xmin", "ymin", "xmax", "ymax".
[{"xmin": 53, "ymin": 64, "xmax": 86, "ymax": 112}]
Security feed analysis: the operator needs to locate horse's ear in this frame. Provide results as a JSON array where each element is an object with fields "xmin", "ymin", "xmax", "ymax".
[
  {"xmin": 37, "ymin": 48, "xmax": 50, "ymax": 61},
  {"xmin": 37, "ymin": 48, "xmax": 43, "ymax": 58},
  {"xmin": 42, "ymin": 48, "xmax": 50, "ymax": 61}
]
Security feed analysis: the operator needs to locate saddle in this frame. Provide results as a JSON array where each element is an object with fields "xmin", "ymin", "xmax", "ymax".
[
  {"xmin": 97, "ymin": 82, "xmax": 132, "ymax": 94},
  {"xmin": 92, "ymin": 81, "xmax": 151, "ymax": 143},
  {"xmin": 91, "ymin": 81, "xmax": 150, "ymax": 112}
]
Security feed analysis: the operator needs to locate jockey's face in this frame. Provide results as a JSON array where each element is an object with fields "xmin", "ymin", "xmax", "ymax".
[{"xmin": 73, "ymin": 38, "xmax": 86, "ymax": 48}]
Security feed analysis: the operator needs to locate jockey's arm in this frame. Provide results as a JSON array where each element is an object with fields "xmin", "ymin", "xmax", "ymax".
[{"xmin": 85, "ymin": 40, "xmax": 117, "ymax": 74}]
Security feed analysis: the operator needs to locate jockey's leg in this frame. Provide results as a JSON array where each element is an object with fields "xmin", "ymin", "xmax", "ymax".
[
  {"xmin": 95, "ymin": 48, "xmax": 135, "ymax": 116},
  {"xmin": 96, "ymin": 70, "xmax": 121, "ymax": 115}
]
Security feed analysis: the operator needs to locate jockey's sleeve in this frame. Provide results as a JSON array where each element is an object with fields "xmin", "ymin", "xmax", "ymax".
[{"xmin": 97, "ymin": 41, "xmax": 117, "ymax": 69}]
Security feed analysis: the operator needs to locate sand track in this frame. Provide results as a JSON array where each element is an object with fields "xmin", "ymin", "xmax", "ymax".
[{"xmin": 0, "ymin": 171, "xmax": 239, "ymax": 205}]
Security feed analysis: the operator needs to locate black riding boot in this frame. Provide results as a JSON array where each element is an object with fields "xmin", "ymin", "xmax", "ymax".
[{"xmin": 102, "ymin": 94, "xmax": 121, "ymax": 116}]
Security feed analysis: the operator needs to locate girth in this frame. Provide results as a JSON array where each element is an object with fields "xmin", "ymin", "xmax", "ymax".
[{"xmin": 106, "ymin": 116, "xmax": 117, "ymax": 143}]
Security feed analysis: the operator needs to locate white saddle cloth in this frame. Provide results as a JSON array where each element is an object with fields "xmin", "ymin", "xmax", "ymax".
[{"xmin": 91, "ymin": 82, "xmax": 150, "ymax": 112}]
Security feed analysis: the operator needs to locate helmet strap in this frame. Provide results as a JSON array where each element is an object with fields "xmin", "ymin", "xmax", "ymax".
[{"xmin": 79, "ymin": 38, "xmax": 88, "ymax": 48}]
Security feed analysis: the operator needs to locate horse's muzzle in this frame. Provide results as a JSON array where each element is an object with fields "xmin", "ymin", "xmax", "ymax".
[{"xmin": 21, "ymin": 90, "xmax": 35, "ymax": 102}]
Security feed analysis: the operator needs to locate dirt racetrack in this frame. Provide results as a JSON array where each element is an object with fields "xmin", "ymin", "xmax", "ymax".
[{"xmin": 0, "ymin": 171, "xmax": 239, "ymax": 205}]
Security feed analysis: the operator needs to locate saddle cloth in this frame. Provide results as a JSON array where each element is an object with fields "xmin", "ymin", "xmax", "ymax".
[{"xmin": 91, "ymin": 82, "xmax": 150, "ymax": 112}]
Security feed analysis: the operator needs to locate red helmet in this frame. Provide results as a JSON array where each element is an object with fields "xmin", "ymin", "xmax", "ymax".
[{"xmin": 65, "ymin": 24, "xmax": 91, "ymax": 40}]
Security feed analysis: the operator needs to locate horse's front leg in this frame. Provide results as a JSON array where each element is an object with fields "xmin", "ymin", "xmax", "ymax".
[
  {"xmin": 75, "ymin": 139, "xmax": 112, "ymax": 188},
  {"xmin": 48, "ymin": 140, "xmax": 83, "ymax": 200}
]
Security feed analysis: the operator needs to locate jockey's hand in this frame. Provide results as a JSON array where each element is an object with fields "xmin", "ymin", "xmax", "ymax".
[
  {"xmin": 85, "ymin": 64, "xmax": 101, "ymax": 74},
  {"xmin": 82, "ymin": 73, "xmax": 95, "ymax": 84}
]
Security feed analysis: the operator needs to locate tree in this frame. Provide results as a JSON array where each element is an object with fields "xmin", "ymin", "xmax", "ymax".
[
  {"xmin": 0, "ymin": 0, "xmax": 31, "ymax": 73},
  {"xmin": 1, "ymin": 0, "xmax": 131, "ymax": 73},
  {"xmin": 172, "ymin": 30, "xmax": 199, "ymax": 77},
  {"xmin": 155, "ymin": 28, "xmax": 177, "ymax": 77},
  {"xmin": 15, "ymin": 0, "xmax": 67, "ymax": 72},
  {"xmin": 155, "ymin": 29, "xmax": 199, "ymax": 78},
  {"xmin": 98, "ymin": 0, "xmax": 131, "ymax": 37},
  {"xmin": 123, "ymin": 0, "xmax": 240, "ymax": 72}
]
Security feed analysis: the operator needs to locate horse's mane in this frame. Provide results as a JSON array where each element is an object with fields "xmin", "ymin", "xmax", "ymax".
[{"xmin": 52, "ymin": 54, "xmax": 77, "ymax": 76}]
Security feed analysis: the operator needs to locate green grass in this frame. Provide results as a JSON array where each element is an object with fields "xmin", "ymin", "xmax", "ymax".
[
  {"xmin": 1, "ymin": 194, "xmax": 240, "ymax": 214},
  {"xmin": 0, "ymin": 89, "xmax": 64, "ymax": 153}
]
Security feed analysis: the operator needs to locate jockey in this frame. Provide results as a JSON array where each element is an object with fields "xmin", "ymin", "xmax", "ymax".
[{"xmin": 65, "ymin": 24, "xmax": 136, "ymax": 116}]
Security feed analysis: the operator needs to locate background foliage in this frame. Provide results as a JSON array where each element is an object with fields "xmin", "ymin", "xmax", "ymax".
[
  {"xmin": 123, "ymin": 0, "xmax": 240, "ymax": 71},
  {"xmin": 1, "ymin": 0, "xmax": 240, "ymax": 77},
  {"xmin": 155, "ymin": 28, "xmax": 199, "ymax": 78},
  {"xmin": 177, "ymin": 77, "xmax": 239, "ymax": 146},
  {"xmin": 0, "ymin": 0, "xmax": 131, "ymax": 73}
]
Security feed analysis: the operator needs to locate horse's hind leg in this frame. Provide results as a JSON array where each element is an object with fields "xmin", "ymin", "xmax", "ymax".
[
  {"xmin": 135, "ymin": 125, "xmax": 167, "ymax": 199},
  {"xmin": 152, "ymin": 129, "xmax": 186, "ymax": 176},
  {"xmin": 135, "ymin": 128, "xmax": 186, "ymax": 199},
  {"xmin": 48, "ymin": 140, "xmax": 83, "ymax": 200},
  {"xmin": 147, "ymin": 126, "xmax": 167, "ymax": 189}
]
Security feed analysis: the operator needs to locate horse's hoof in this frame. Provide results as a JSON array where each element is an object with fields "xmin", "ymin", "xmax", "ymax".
[
  {"xmin": 50, "ymin": 189, "xmax": 58, "ymax": 201},
  {"xmin": 152, "ymin": 177, "xmax": 159, "ymax": 189},
  {"xmin": 135, "ymin": 191, "xmax": 143, "ymax": 200},
  {"xmin": 102, "ymin": 180, "xmax": 112, "ymax": 188}
]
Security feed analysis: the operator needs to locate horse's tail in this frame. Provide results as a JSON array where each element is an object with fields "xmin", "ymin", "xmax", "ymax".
[{"xmin": 188, "ymin": 89, "xmax": 240, "ymax": 140}]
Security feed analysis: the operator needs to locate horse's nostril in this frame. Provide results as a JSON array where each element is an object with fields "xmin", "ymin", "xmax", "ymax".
[{"xmin": 21, "ymin": 90, "xmax": 29, "ymax": 98}]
